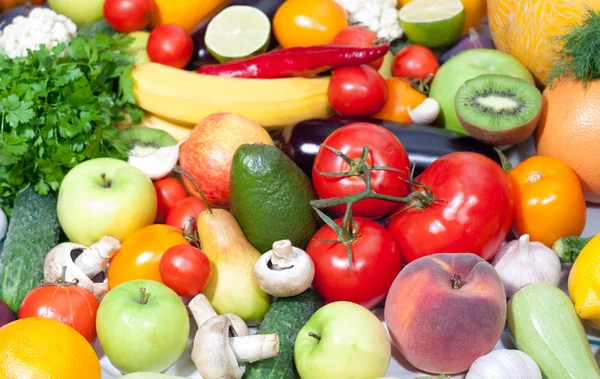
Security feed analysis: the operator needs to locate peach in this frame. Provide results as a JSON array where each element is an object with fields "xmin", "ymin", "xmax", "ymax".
[
  {"xmin": 384, "ymin": 253, "xmax": 506, "ymax": 375},
  {"xmin": 179, "ymin": 112, "xmax": 274, "ymax": 207}
]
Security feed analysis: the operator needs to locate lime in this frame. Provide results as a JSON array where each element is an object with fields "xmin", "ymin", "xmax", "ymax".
[
  {"xmin": 399, "ymin": 0, "xmax": 465, "ymax": 49},
  {"xmin": 205, "ymin": 5, "xmax": 272, "ymax": 63}
]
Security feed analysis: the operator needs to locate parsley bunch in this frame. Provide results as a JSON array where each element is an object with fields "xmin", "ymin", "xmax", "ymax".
[{"xmin": 0, "ymin": 33, "xmax": 144, "ymax": 214}]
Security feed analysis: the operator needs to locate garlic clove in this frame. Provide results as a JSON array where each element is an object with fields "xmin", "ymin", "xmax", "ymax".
[
  {"xmin": 408, "ymin": 98, "xmax": 440, "ymax": 125},
  {"xmin": 128, "ymin": 141, "xmax": 182, "ymax": 180}
]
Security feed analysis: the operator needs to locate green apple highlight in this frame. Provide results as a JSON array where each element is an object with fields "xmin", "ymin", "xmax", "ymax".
[
  {"xmin": 294, "ymin": 301, "xmax": 391, "ymax": 379},
  {"xmin": 96, "ymin": 280, "xmax": 190, "ymax": 374},
  {"xmin": 48, "ymin": 0, "xmax": 105, "ymax": 26},
  {"xmin": 57, "ymin": 158, "xmax": 157, "ymax": 246}
]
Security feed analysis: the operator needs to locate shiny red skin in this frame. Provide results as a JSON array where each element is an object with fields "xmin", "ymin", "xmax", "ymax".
[
  {"xmin": 165, "ymin": 197, "xmax": 207, "ymax": 232},
  {"xmin": 147, "ymin": 24, "xmax": 194, "ymax": 69},
  {"xmin": 393, "ymin": 45, "xmax": 439, "ymax": 81},
  {"xmin": 18, "ymin": 285, "xmax": 99, "ymax": 344},
  {"xmin": 306, "ymin": 218, "xmax": 402, "ymax": 309},
  {"xmin": 154, "ymin": 178, "xmax": 188, "ymax": 223},
  {"xmin": 104, "ymin": 0, "xmax": 151, "ymax": 33},
  {"xmin": 312, "ymin": 122, "xmax": 411, "ymax": 219},
  {"xmin": 386, "ymin": 152, "xmax": 514, "ymax": 265},
  {"xmin": 159, "ymin": 245, "xmax": 212, "ymax": 297},
  {"xmin": 328, "ymin": 65, "xmax": 388, "ymax": 117},
  {"xmin": 331, "ymin": 26, "xmax": 384, "ymax": 70}
]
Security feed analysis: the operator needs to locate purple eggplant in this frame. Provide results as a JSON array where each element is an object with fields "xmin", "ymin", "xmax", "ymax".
[
  {"xmin": 186, "ymin": 0, "xmax": 286, "ymax": 70},
  {"xmin": 279, "ymin": 116, "xmax": 504, "ymax": 178},
  {"xmin": 439, "ymin": 28, "xmax": 495, "ymax": 64},
  {"xmin": 0, "ymin": 299, "xmax": 14, "ymax": 328},
  {"xmin": 0, "ymin": 3, "xmax": 46, "ymax": 31}
]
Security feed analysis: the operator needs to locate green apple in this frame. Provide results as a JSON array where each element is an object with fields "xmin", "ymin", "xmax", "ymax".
[
  {"xmin": 294, "ymin": 302, "xmax": 391, "ymax": 379},
  {"xmin": 96, "ymin": 280, "xmax": 190, "ymax": 373},
  {"xmin": 48, "ymin": 0, "xmax": 105, "ymax": 26},
  {"xmin": 57, "ymin": 158, "xmax": 157, "ymax": 246},
  {"xmin": 129, "ymin": 31, "xmax": 150, "ymax": 64},
  {"xmin": 429, "ymin": 49, "xmax": 535, "ymax": 135}
]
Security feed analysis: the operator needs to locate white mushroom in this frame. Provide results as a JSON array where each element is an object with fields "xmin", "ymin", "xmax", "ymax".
[
  {"xmin": 44, "ymin": 236, "xmax": 121, "ymax": 301},
  {"xmin": 189, "ymin": 294, "xmax": 279, "ymax": 379},
  {"xmin": 254, "ymin": 240, "xmax": 315, "ymax": 298}
]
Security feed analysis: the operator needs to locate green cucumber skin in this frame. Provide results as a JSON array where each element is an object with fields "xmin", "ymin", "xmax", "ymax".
[
  {"xmin": 552, "ymin": 235, "xmax": 595, "ymax": 263},
  {"xmin": 508, "ymin": 283, "xmax": 600, "ymax": 379},
  {"xmin": 0, "ymin": 188, "xmax": 60, "ymax": 314},
  {"xmin": 244, "ymin": 289, "xmax": 325, "ymax": 379}
]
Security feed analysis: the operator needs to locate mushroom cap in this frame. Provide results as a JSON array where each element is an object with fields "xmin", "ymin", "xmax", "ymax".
[
  {"xmin": 254, "ymin": 248, "xmax": 315, "ymax": 298},
  {"xmin": 224, "ymin": 313, "xmax": 249, "ymax": 337}
]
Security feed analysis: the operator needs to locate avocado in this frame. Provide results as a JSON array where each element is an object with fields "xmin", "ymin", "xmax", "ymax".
[{"xmin": 230, "ymin": 143, "xmax": 319, "ymax": 254}]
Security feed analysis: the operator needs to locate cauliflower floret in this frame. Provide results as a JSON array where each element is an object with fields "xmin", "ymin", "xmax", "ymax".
[
  {"xmin": 334, "ymin": 0, "xmax": 403, "ymax": 40},
  {"xmin": 0, "ymin": 8, "xmax": 77, "ymax": 59}
]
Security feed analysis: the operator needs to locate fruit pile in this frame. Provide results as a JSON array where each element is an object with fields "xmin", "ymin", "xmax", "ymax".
[{"xmin": 3, "ymin": 0, "xmax": 600, "ymax": 378}]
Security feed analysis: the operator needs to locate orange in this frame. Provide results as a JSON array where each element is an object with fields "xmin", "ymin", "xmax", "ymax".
[
  {"xmin": 273, "ymin": 0, "xmax": 348, "ymax": 49},
  {"xmin": 508, "ymin": 155, "xmax": 587, "ymax": 247},
  {"xmin": 373, "ymin": 78, "xmax": 426, "ymax": 124},
  {"xmin": 535, "ymin": 79, "xmax": 600, "ymax": 203},
  {"xmin": 488, "ymin": 0, "xmax": 600, "ymax": 86},
  {"xmin": 0, "ymin": 317, "xmax": 100, "ymax": 379},
  {"xmin": 150, "ymin": 0, "xmax": 230, "ymax": 32},
  {"xmin": 398, "ymin": 0, "xmax": 486, "ymax": 34},
  {"xmin": 107, "ymin": 224, "xmax": 190, "ymax": 289}
]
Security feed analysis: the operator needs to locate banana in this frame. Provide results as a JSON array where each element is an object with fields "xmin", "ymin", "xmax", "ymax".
[
  {"xmin": 139, "ymin": 113, "xmax": 192, "ymax": 142},
  {"xmin": 131, "ymin": 62, "xmax": 334, "ymax": 130}
]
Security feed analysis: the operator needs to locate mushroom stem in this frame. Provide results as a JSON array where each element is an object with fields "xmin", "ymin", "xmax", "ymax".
[
  {"xmin": 189, "ymin": 294, "xmax": 218, "ymax": 327},
  {"xmin": 270, "ymin": 239, "xmax": 296, "ymax": 269},
  {"xmin": 229, "ymin": 334, "xmax": 280, "ymax": 363},
  {"xmin": 73, "ymin": 236, "xmax": 121, "ymax": 278}
]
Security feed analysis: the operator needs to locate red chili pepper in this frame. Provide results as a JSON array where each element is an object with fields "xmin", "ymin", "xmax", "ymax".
[{"xmin": 196, "ymin": 44, "xmax": 391, "ymax": 79}]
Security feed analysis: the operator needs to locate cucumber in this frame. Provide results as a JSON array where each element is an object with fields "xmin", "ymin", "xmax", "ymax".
[
  {"xmin": 0, "ymin": 188, "xmax": 60, "ymax": 314},
  {"xmin": 552, "ymin": 235, "xmax": 594, "ymax": 263},
  {"xmin": 507, "ymin": 283, "xmax": 600, "ymax": 379},
  {"xmin": 244, "ymin": 289, "xmax": 325, "ymax": 379}
]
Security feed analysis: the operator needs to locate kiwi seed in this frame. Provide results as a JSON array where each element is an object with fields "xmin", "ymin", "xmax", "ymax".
[{"xmin": 117, "ymin": 126, "xmax": 177, "ymax": 156}]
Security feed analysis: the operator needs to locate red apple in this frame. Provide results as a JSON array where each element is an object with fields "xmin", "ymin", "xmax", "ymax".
[
  {"xmin": 384, "ymin": 253, "xmax": 506, "ymax": 375},
  {"xmin": 179, "ymin": 112, "xmax": 274, "ymax": 207}
]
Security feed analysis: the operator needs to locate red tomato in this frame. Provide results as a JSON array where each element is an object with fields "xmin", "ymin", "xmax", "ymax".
[
  {"xmin": 154, "ymin": 178, "xmax": 188, "ymax": 223},
  {"xmin": 306, "ymin": 218, "xmax": 401, "ymax": 309},
  {"xmin": 18, "ymin": 283, "xmax": 99, "ymax": 344},
  {"xmin": 393, "ymin": 45, "xmax": 439, "ymax": 81},
  {"xmin": 386, "ymin": 152, "xmax": 514, "ymax": 265},
  {"xmin": 328, "ymin": 65, "xmax": 388, "ymax": 117},
  {"xmin": 332, "ymin": 26, "xmax": 384, "ymax": 70},
  {"xmin": 147, "ymin": 24, "xmax": 194, "ymax": 69},
  {"xmin": 104, "ymin": 0, "xmax": 151, "ymax": 33},
  {"xmin": 159, "ymin": 245, "xmax": 212, "ymax": 297},
  {"xmin": 312, "ymin": 122, "xmax": 410, "ymax": 219},
  {"xmin": 165, "ymin": 197, "xmax": 207, "ymax": 233}
]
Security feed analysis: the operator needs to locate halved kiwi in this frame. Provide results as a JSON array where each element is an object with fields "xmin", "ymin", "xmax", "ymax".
[
  {"xmin": 454, "ymin": 74, "xmax": 542, "ymax": 146},
  {"xmin": 117, "ymin": 126, "xmax": 177, "ymax": 157}
]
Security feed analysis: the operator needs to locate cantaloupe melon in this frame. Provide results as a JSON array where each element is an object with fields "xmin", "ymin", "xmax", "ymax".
[{"xmin": 488, "ymin": 0, "xmax": 600, "ymax": 86}]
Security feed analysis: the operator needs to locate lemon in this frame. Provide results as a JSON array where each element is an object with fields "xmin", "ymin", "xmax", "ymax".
[
  {"xmin": 399, "ymin": 0, "xmax": 465, "ymax": 49},
  {"xmin": 568, "ymin": 233, "xmax": 600, "ymax": 328}
]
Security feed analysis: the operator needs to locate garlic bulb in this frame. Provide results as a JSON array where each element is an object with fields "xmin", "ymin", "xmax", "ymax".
[
  {"xmin": 492, "ymin": 234, "xmax": 561, "ymax": 298},
  {"xmin": 466, "ymin": 349, "xmax": 541, "ymax": 379}
]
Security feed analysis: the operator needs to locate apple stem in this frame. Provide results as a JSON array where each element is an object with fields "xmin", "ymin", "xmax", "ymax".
[
  {"xmin": 173, "ymin": 165, "xmax": 213, "ymax": 214},
  {"xmin": 100, "ymin": 173, "xmax": 111, "ymax": 188},
  {"xmin": 451, "ymin": 274, "xmax": 464, "ymax": 290},
  {"xmin": 139, "ymin": 287, "xmax": 148, "ymax": 305},
  {"xmin": 308, "ymin": 331, "xmax": 321, "ymax": 341}
]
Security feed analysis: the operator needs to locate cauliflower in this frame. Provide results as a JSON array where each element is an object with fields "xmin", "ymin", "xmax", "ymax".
[
  {"xmin": 0, "ymin": 8, "xmax": 77, "ymax": 59},
  {"xmin": 334, "ymin": 0, "xmax": 403, "ymax": 40}
]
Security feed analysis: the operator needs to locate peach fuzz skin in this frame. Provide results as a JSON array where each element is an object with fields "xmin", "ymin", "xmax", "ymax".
[{"xmin": 384, "ymin": 253, "xmax": 506, "ymax": 375}]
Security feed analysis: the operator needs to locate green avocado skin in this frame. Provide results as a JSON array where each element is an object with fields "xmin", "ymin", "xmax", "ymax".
[{"xmin": 230, "ymin": 144, "xmax": 319, "ymax": 254}]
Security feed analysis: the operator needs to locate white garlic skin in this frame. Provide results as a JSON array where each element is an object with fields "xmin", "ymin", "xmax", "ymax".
[
  {"xmin": 466, "ymin": 349, "xmax": 542, "ymax": 379},
  {"xmin": 492, "ymin": 234, "xmax": 561, "ymax": 298}
]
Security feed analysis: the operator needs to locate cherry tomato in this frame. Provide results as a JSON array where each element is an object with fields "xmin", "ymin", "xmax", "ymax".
[
  {"xmin": 107, "ymin": 224, "xmax": 190, "ymax": 289},
  {"xmin": 373, "ymin": 77, "xmax": 426, "ymax": 123},
  {"xmin": 154, "ymin": 178, "xmax": 188, "ymax": 223},
  {"xmin": 273, "ymin": 0, "xmax": 348, "ymax": 48},
  {"xmin": 387, "ymin": 152, "xmax": 514, "ymax": 265},
  {"xmin": 328, "ymin": 65, "xmax": 388, "ymax": 117},
  {"xmin": 104, "ymin": 0, "xmax": 151, "ymax": 33},
  {"xmin": 508, "ymin": 156, "xmax": 586, "ymax": 247},
  {"xmin": 165, "ymin": 197, "xmax": 207, "ymax": 233},
  {"xmin": 393, "ymin": 45, "xmax": 439, "ymax": 81},
  {"xmin": 306, "ymin": 218, "xmax": 402, "ymax": 309},
  {"xmin": 19, "ymin": 282, "xmax": 99, "ymax": 344},
  {"xmin": 159, "ymin": 245, "xmax": 212, "ymax": 297},
  {"xmin": 332, "ymin": 26, "xmax": 383, "ymax": 70},
  {"xmin": 147, "ymin": 24, "xmax": 194, "ymax": 69},
  {"xmin": 312, "ymin": 122, "xmax": 410, "ymax": 219}
]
